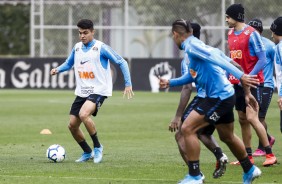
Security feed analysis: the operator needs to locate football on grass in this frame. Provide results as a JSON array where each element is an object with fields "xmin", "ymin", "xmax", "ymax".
[{"xmin": 46, "ymin": 144, "xmax": 66, "ymax": 162}]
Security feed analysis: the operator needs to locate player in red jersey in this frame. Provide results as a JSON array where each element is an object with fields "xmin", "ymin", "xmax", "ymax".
[{"xmin": 225, "ymin": 3, "xmax": 277, "ymax": 166}]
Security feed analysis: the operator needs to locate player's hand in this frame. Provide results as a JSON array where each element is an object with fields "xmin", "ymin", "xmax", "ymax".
[
  {"xmin": 159, "ymin": 77, "xmax": 169, "ymax": 89},
  {"xmin": 245, "ymin": 93, "xmax": 258, "ymax": 111},
  {"xmin": 240, "ymin": 74, "xmax": 259, "ymax": 88},
  {"xmin": 277, "ymin": 97, "xmax": 282, "ymax": 110},
  {"xmin": 123, "ymin": 86, "xmax": 134, "ymax": 99},
  {"xmin": 50, "ymin": 68, "xmax": 58, "ymax": 75},
  {"xmin": 169, "ymin": 117, "xmax": 181, "ymax": 132},
  {"xmin": 246, "ymin": 103, "xmax": 259, "ymax": 122}
]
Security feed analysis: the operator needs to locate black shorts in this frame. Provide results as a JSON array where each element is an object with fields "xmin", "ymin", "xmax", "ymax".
[
  {"xmin": 259, "ymin": 87, "xmax": 274, "ymax": 118},
  {"xmin": 70, "ymin": 94, "xmax": 107, "ymax": 117},
  {"xmin": 234, "ymin": 84, "xmax": 263, "ymax": 113},
  {"xmin": 193, "ymin": 95, "xmax": 235, "ymax": 125},
  {"xmin": 182, "ymin": 96, "xmax": 216, "ymax": 135},
  {"xmin": 181, "ymin": 96, "xmax": 234, "ymax": 135}
]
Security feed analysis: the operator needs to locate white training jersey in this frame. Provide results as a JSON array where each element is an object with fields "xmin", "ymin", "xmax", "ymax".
[{"xmin": 74, "ymin": 40, "xmax": 112, "ymax": 97}]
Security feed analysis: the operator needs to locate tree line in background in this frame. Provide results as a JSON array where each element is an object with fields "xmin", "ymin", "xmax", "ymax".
[
  {"xmin": 0, "ymin": 4, "xmax": 30, "ymax": 55},
  {"xmin": 0, "ymin": 0, "xmax": 281, "ymax": 56}
]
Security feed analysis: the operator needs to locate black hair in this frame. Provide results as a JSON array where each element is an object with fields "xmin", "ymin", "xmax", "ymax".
[
  {"xmin": 77, "ymin": 19, "xmax": 94, "ymax": 30},
  {"xmin": 190, "ymin": 22, "xmax": 201, "ymax": 39},
  {"xmin": 172, "ymin": 19, "xmax": 192, "ymax": 35}
]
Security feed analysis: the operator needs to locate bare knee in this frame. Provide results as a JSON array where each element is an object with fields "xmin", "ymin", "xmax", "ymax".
[{"xmin": 219, "ymin": 133, "xmax": 234, "ymax": 144}]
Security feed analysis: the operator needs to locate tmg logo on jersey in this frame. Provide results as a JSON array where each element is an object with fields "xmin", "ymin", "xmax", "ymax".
[
  {"xmin": 230, "ymin": 50, "xmax": 242, "ymax": 59},
  {"xmin": 189, "ymin": 69, "xmax": 197, "ymax": 78},
  {"xmin": 78, "ymin": 71, "xmax": 95, "ymax": 79}
]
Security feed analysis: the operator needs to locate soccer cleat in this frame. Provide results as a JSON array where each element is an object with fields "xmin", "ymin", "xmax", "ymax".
[
  {"xmin": 75, "ymin": 151, "xmax": 94, "ymax": 162},
  {"xmin": 269, "ymin": 136, "xmax": 275, "ymax": 147},
  {"xmin": 252, "ymin": 149, "xmax": 265, "ymax": 157},
  {"xmin": 243, "ymin": 165, "xmax": 261, "ymax": 184},
  {"xmin": 178, "ymin": 174, "xmax": 203, "ymax": 184},
  {"xmin": 213, "ymin": 153, "xmax": 228, "ymax": 178},
  {"xmin": 263, "ymin": 153, "xmax": 277, "ymax": 167},
  {"xmin": 230, "ymin": 156, "xmax": 254, "ymax": 165},
  {"xmin": 200, "ymin": 171, "xmax": 205, "ymax": 181},
  {"xmin": 93, "ymin": 145, "xmax": 103, "ymax": 163}
]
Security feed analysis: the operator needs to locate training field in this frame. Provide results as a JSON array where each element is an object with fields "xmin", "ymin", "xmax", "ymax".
[{"xmin": 0, "ymin": 90, "xmax": 281, "ymax": 184}]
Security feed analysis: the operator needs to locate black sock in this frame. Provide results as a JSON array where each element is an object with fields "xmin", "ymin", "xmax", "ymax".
[
  {"xmin": 264, "ymin": 146, "xmax": 272, "ymax": 154},
  {"xmin": 188, "ymin": 160, "xmax": 200, "ymax": 176},
  {"xmin": 245, "ymin": 147, "xmax": 252, "ymax": 157},
  {"xmin": 258, "ymin": 141, "xmax": 264, "ymax": 151},
  {"xmin": 78, "ymin": 140, "xmax": 92, "ymax": 153},
  {"xmin": 213, "ymin": 147, "xmax": 223, "ymax": 160},
  {"xmin": 239, "ymin": 156, "xmax": 253, "ymax": 173},
  {"xmin": 91, "ymin": 133, "xmax": 101, "ymax": 148}
]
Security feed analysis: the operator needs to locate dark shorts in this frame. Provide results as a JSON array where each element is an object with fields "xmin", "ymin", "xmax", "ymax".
[
  {"xmin": 70, "ymin": 94, "xmax": 107, "ymax": 117},
  {"xmin": 259, "ymin": 87, "xmax": 274, "ymax": 118},
  {"xmin": 193, "ymin": 95, "xmax": 235, "ymax": 125},
  {"xmin": 234, "ymin": 84, "xmax": 263, "ymax": 113},
  {"xmin": 181, "ymin": 95, "xmax": 234, "ymax": 135}
]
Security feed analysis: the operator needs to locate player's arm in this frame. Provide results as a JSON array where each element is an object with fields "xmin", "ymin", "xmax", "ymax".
[
  {"xmin": 169, "ymin": 83, "xmax": 192, "ymax": 132},
  {"xmin": 249, "ymin": 32, "xmax": 267, "ymax": 75},
  {"xmin": 50, "ymin": 48, "xmax": 75, "ymax": 75},
  {"xmin": 101, "ymin": 44, "xmax": 134, "ymax": 99}
]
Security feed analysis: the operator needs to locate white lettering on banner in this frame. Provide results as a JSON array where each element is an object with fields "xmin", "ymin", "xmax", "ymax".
[
  {"xmin": 11, "ymin": 61, "xmax": 30, "ymax": 88},
  {"xmin": 30, "ymin": 69, "xmax": 42, "ymax": 88},
  {"xmin": 0, "ymin": 68, "xmax": 6, "ymax": 88},
  {"xmin": 10, "ymin": 61, "xmax": 75, "ymax": 89}
]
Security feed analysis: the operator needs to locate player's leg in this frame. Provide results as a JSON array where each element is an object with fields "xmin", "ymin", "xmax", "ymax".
[
  {"xmin": 178, "ymin": 111, "xmax": 208, "ymax": 184},
  {"xmin": 198, "ymin": 126, "xmax": 228, "ymax": 179},
  {"xmin": 245, "ymin": 101, "xmax": 277, "ymax": 166},
  {"xmin": 68, "ymin": 96, "xmax": 93, "ymax": 162},
  {"xmin": 254, "ymin": 87, "xmax": 275, "ymax": 157},
  {"xmin": 216, "ymin": 122, "xmax": 261, "ymax": 183},
  {"xmin": 232, "ymin": 85, "xmax": 254, "ymax": 163},
  {"xmin": 79, "ymin": 94, "xmax": 106, "ymax": 163}
]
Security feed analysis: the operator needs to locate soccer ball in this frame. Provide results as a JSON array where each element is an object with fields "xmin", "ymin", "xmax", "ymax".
[{"xmin": 46, "ymin": 144, "xmax": 66, "ymax": 163}]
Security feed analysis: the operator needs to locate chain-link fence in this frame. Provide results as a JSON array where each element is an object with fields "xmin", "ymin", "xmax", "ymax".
[{"xmin": 27, "ymin": 0, "xmax": 282, "ymax": 58}]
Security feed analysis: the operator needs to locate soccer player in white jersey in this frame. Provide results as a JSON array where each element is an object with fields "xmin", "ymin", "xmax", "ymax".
[
  {"xmin": 270, "ymin": 17, "xmax": 282, "ymax": 133},
  {"xmin": 50, "ymin": 19, "xmax": 134, "ymax": 163},
  {"xmin": 160, "ymin": 19, "xmax": 261, "ymax": 184}
]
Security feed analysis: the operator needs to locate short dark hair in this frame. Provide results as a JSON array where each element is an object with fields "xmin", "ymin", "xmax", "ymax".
[
  {"xmin": 172, "ymin": 19, "xmax": 192, "ymax": 35},
  {"xmin": 77, "ymin": 19, "xmax": 94, "ymax": 30},
  {"xmin": 191, "ymin": 22, "xmax": 201, "ymax": 39}
]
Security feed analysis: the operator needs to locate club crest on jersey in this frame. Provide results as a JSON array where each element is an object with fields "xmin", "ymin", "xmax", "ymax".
[
  {"xmin": 189, "ymin": 69, "xmax": 197, "ymax": 78},
  {"xmin": 75, "ymin": 48, "xmax": 80, "ymax": 51},
  {"xmin": 93, "ymin": 47, "xmax": 98, "ymax": 51},
  {"xmin": 244, "ymin": 29, "xmax": 250, "ymax": 35},
  {"xmin": 209, "ymin": 112, "xmax": 220, "ymax": 122}
]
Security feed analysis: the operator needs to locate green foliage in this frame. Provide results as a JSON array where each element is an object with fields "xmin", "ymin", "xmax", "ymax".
[
  {"xmin": 0, "ymin": 90, "xmax": 281, "ymax": 184},
  {"xmin": 0, "ymin": 4, "xmax": 30, "ymax": 55}
]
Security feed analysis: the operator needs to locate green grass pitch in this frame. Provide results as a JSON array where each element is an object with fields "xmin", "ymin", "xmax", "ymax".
[{"xmin": 0, "ymin": 90, "xmax": 281, "ymax": 184}]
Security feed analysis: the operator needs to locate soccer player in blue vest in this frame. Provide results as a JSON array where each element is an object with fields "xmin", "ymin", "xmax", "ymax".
[
  {"xmin": 270, "ymin": 17, "xmax": 282, "ymax": 133},
  {"xmin": 160, "ymin": 19, "xmax": 261, "ymax": 184}
]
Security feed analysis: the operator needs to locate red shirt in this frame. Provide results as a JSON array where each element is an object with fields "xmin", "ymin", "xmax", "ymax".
[{"xmin": 227, "ymin": 26, "xmax": 264, "ymax": 84}]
